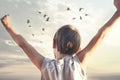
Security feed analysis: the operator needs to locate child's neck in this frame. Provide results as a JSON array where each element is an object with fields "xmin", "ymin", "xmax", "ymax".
[{"xmin": 56, "ymin": 52, "xmax": 68, "ymax": 60}]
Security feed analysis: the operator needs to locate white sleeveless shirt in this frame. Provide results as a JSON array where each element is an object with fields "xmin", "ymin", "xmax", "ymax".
[{"xmin": 41, "ymin": 55, "xmax": 87, "ymax": 80}]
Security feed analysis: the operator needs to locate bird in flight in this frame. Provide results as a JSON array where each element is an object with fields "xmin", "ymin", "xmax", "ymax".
[
  {"xmin": 32, "ymin": 34, "xmax": 35, "ymax": 37},
  {"xmin": 79, "ymin": 8, "xmax": 84, "ymax": 12},
  {"xmin": 38, "ymin": 11, "xmax": 41, "ymax": 14},
  {"xmin": 46, "ymin": 17, "xmax": 50, "ymax": 21},
  {"xmin": 72, "ymin": 17, "xmax": 76, "ymax": 20},
  {"xmin": 44, "ymin": 14, "xmax": 47, "ymax": 18},
  {"xmin": 27, "ymin": 19, "xmax": 30, "ymax": 24},
  {"xmin": 80, "ymin": 16, "xmax": 82, "ymax": 20},
  {"xmin": 42, "ymin": 28, "xmax": 45, "ymax": 31},
  {"xmin": 85, "ymin": 14, "xmax": 88, "ymax": 16},
  {"xmin": 67, "ymin": 7, "xmax": 70, "ymax": 11}
]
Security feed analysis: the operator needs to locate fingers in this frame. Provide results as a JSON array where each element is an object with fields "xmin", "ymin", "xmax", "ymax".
[
  {"xmin": 1, "ymin": 14, "xmax": 9, "ymax": 21},
  {"xmin": 114, "ymin": 0, "xmax": 120, "ymax": 10},
  {"xmin": 1, "ymin": 14, "xmax": 10, "ymax": 26}
]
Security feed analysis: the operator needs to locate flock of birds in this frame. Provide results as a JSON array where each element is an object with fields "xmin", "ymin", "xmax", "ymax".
[
  {"xmin": 26, "ymin": 7, "xmax": 89, "ymax": 37},
  {"xmin": 67, "ymin": 7, "xmax": 88, "ymax": 20},
  {"xmin": 15, "ymin": 6, "xmax": 90, "ymax": 60}
]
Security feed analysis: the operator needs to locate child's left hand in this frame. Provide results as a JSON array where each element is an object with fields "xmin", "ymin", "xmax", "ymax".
[{"xmin": 1, "ymin": 14, "xmax": 12, "ymax": 28}]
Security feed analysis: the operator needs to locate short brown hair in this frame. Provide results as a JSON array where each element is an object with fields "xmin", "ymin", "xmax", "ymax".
[{"xmin": 53, "ymin": 25, "xmax": 81, "ymax": 55}]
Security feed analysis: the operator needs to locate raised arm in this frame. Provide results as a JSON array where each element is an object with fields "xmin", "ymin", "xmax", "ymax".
[
  {"xmin": 78, "ymin": 0, "xmax": 120, "ymax": 67},
  {"xmin": 1, "ymin": 15, "xmax": 44, "ymax": 70}
]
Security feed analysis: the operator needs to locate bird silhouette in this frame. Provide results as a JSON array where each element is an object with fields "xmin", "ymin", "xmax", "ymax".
[
  {"xmin": 38, "ymin": 11, "xmax": 41, "ymax": 14},
  {"xmin": 42, "ymin": 28, "xmax": 45, "ymax": 31},
  {"xmin": 27, "ymin": 19, "xmax": 30, "ymax": 23},
  {"xmin": 44, "ymin": 14, "xmax": 47, "ymax": 18},
  {"xmin": 80, "ymin": 16, "xmax": 82, "ymax": 20},
  {"xmin": 85, "ymin": 14, "xmax": 88, "ymax": 16},
  {"xmin": 46, "ymin": 17, "xmax": 49, "ymax": 21},
  {"xmin": 72, "ymin": 17, "xmax": 76, "ymax": 20},
  {"xmin": 32, "ymin": 34, "xmax": 35, "ymax": 37},
  {"xmin": 67, "ymin": 7, "xmax": 70, "ymax": 11},
  {"xmin": 79, "ymin": 8, "xmax": 83, "ymax": 12}
]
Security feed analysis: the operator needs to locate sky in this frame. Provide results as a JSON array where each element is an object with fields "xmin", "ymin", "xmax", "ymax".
[{"xmin": 0, "ymin": 0, "xmax": 120, "ymax": 80}]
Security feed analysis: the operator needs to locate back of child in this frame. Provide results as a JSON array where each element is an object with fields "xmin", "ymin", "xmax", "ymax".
[
  {"xmin": 41, "ymin": 55, "xmax": 86, "ymax": 80},
  {"xmin": 40, "ymin": 25, "xmax": 87, "ymax": 80}
]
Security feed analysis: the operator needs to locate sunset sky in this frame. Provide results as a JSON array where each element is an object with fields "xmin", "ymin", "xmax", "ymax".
[{"xmin": 0, "ymin": 0, "xmax": 120, "ymax": 80}]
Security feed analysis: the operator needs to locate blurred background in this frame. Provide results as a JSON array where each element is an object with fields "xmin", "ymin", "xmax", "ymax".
[{"xmin": 0, "ymin": 0, "xmax": 120, "ymax": 80}]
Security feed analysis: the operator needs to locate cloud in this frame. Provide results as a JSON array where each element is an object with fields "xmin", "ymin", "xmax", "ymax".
[
  {"xmin": 4, "ymin": 40, "xmax": 17, "ymax": 47},
  {"xmin": 24, "ymin": 0, "xmax": 32, "ymax": 5},
  {"xmin": 0, "ymin": 54, "xmax": 30, "ymax": 68},
  {"xmin": 0, "ymin": 25, "xmax": 11, "ymax": 39},
  {"xmin": 0, "ymin": 41, "xmax": 18, "ymax": 54}
]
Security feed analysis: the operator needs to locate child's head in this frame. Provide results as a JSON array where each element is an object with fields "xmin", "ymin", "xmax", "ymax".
[{"xmin": 53, "ymin": 25, "xmax": 81, "ymax": 56}]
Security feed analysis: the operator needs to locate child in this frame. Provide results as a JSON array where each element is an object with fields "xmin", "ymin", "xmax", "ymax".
[{"xmin": 1, "ymin": 0, "xmax": 120, "ymax": 80}]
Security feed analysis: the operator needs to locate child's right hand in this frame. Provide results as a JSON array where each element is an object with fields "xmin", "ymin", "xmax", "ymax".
[
  {"xmin": 114, "ymin": 0, "xmax": 120, "ymax": 11},
  {"xmin": 1, "ymin": 14, "xmax": 12, "ymax": 28}
]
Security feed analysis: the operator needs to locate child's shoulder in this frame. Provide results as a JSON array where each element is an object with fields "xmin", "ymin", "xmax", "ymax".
[
  {"xmin": 41, "ymin": 55, "xmax": 80, "ymax": 67},
  {"xmin": 41, "ymin": 55, "xmax": 87, "ymax": 80}
]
